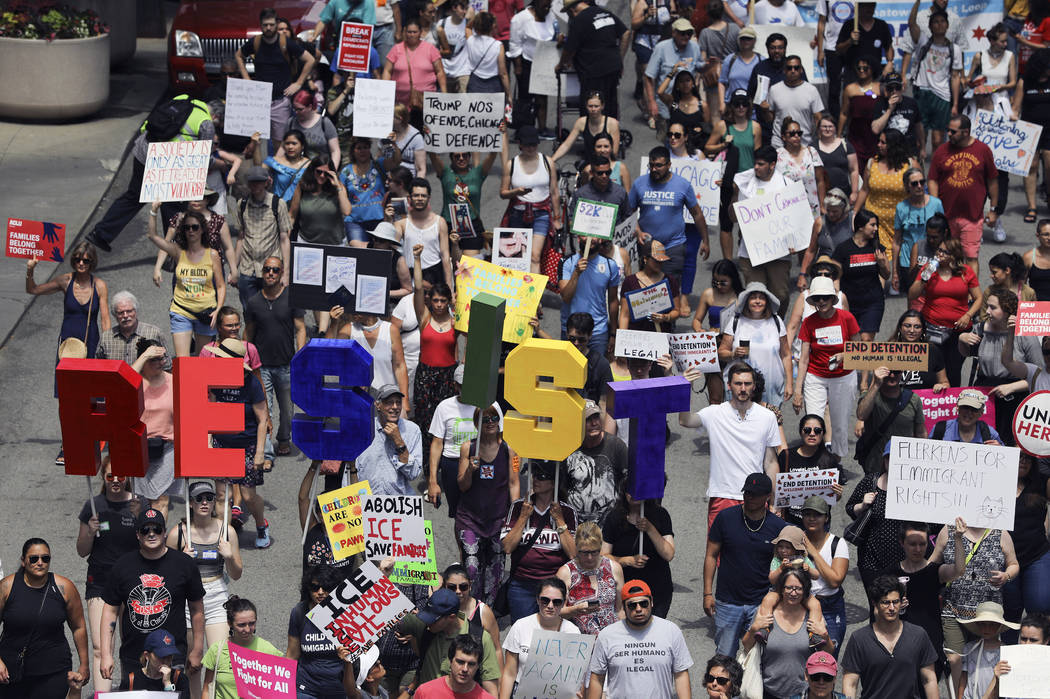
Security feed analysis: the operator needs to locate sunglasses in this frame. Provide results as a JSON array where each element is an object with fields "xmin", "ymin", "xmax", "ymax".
[
  {"xmin": 27, "ymin": 554, "xmax": 51, "ymax": 564},
  {"xmin": 810, "ymin": 673, "xmax": 835, "ymax": 682},
  {"xmin": 785, "ymin": 130, "xmax": 803, "ymax": 137},
  {"xmin": 309, "ymin": 582, "xmax": 324, "ymax": 591},
  {"xmin": 626, "ymin": 599, "xmax": 650, "ymax": 610},
  {"xmin": 668, "ymin": 132, "xmax": 685, "ymax": 139},
  {"xmin": 481, "ymin": 415, "xmax": 500, "ymax": 424},
  {"xmin": 140, "ymin": 525, "xmax": 164, "ymax": 536},
  {"xmin": 705, "ymin": 674, "xmax": 730, "ymax": 686},
  {"xmin": 193, "ymin": 493, "xmax": 215, "ymax": 503},
  {"xmin": 813, "ymin": 270, "xmax": 833, "ymax": 277},
  {"xmin": 947, "ymin": 128, "xmax": 962, "ymax": 135},
  {"xmin": 105, "ymin": 473, "xmax": 127, "ymax": 483},
  {"xmin": 446, "ymin": 582, "xmax": 471, "ymax": 592},
  {"xmin": 181, "ymin": 223, "xmax": 201, "ymax": 232},
  {"xmin": 262, "ymin": 265, "xmax": 282, "ymax": 273},
  {"xmin": 73, "ymin": 257, "xmax": 91, "ymax": 264},
  {"xmin": 785, "ymin": 65, "xmax": 803, "ymax": 71},
  {"xmin": 910, "ymin": 179, "xmax": 926, "ymax": 186},
  {"xmin": 593, "ymin": 169, "xmax": 612, "ymax": 176},
  {"xmin": 539, "ymin": 596, "xmax": 565, "ymax": 607},
  {"xmin": 802, "ymin": 426, "xmax": 824, "ymax": 435}
]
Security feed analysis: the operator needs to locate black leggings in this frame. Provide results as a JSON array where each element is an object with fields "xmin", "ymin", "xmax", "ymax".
[{"xmin": 0, "ymin": 670, "xmax": 71, "ymax": 699}]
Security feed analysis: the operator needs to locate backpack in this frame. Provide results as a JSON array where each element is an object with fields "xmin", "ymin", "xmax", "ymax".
[
  {"xmin": 253, "ymin": 32, "xmax": 291, "ymax": 66},
  {"xmin": 729, "ymin": 313, "xmax": 783, "ymax": 336},
  {"xmin": 238, "ymin": 194, "xmax": 282, "ymax": 231},
  {"xmin": 143, "ymin": 97, "xmax": 196, "ymax": 143},
  {"xmin": 416, "ymin": 610, "xmax": 487, "ymax": 683},
  {"xmin": 910, "ymin": 35, "xmax": 955, "ymax": 82},
  {"xmin": 931, "ymin": 418, "xmax": 991, "ymax": 443}
]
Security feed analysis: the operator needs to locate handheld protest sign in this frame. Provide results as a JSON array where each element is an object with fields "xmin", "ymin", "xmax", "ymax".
[
  {"xmin": 569, "ymin": 199, "xmax": 617, "ymax": 241},
  {"xmin": 606, "ymin": 376, "xmax": 691, "ymax": 500},
  {"xmin": 503, "ymin": 339, "xmax": 587, "ymax": 461},
  {"xmin": 1016, "ymin": 301, "xmax": 1050, "ymax": 336},
  {"xmin": 173, "ymin": 357, "xmax": 246, "ymax": 478},
  {"xmin": 1014, "ymin": 391, "xmax": 1050, "ymax": 457},
  {"xmin": 363, "ymin": 495, "xmax": 427, "ymax": 561},
  {"xmin": 291, "ymin": 339, "xmax": 375, "ymax": 462},
  {"xmin": 842, "ymin": 341, "xmax": 929, "ymax": 372},
  {"xmin": 228, "ymin": 643, "xmax": 298, "ymax": 697},
  {"xmin": 461, "ymin": 292, "xmax": 505, "ymax": 409},
  {"xmin": 6, "ymin": 218, "xmax": 65, "ymax": 262},
  {"xmin": 389, "ymin": 519, "xmax": 439, "ymax": 585},
  {"xmin": 337, "ymin": 21, "xmax": 373, "ymax": 73},
  {"xmin": 56, "ymin": 359, "xmax": 147, "ymax": 477},
  {"xmin": 318, "ymin": 481, "xmax": 372, "ymax": 559},
  {"xmin": 624, "ymin": 279, "xmax": 674, "ymax": 322},
  {"xmin": 516, "ymin": 629, "xmax": 596, "ymax": 699}
]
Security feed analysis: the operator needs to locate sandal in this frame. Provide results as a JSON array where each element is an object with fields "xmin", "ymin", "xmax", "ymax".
[
  {"xmin": 262, "ymin": 458, "xmax": 274, "ymax": 473},
  {"xmin": 1026, "ymin": 208, "xmax": 1038, "ymax": 223}
]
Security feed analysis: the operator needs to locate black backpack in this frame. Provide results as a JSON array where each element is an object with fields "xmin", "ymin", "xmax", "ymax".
[
  {"xmin": 931, "ymin": 418, "xmax": 991, "ymax": 442},
  {"xmin": 144, "ymin": 98, "xmax": 196, "ymax": 143}
]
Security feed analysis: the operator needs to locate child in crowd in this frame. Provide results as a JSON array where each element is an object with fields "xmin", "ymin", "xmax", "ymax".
[
  {"xmin": 755, "ymin": 525, "xmax": 824, "ymax": 644},
  {"xmin": 958, "ymin": 602, "xmax": 1018, "ymax": 699}
]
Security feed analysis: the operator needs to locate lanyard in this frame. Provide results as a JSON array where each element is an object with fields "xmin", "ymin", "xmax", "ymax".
[{"xmin": 947, "ymin": 528, "xmax": 989, "ymax": 588}]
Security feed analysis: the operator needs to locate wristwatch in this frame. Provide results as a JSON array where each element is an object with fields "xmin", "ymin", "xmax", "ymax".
[
  {"xmin": 556, "ymin": 524, "xmax": 568, "ymax": 534},
  {"xmin": 395, "ymin": 444, "xmax": 408, "ymax": 455}
]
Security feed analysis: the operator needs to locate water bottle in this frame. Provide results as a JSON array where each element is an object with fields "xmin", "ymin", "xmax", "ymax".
[{"xmin": 921, "ymin": 258, "xmax": 939, "ymax": 282}]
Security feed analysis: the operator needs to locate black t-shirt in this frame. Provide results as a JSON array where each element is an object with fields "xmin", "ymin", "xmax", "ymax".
[
  {"xmin": 709, "ymin": 505, "xmax": 787, "ymax": 605},
  {"xmin": 776, "ymin": 447, "xmax": 842, "ymax": 524},
  {"xmin": 78, "ymin": 495, "xmax": 147, "ymax": 591},
  {"xmin": 882, "ymin": 561, "xmax": 943, "ymax": 641},
  {"xmin": 302, "ymin": 523, "xmax": 355, "ymax": 572},
  {"xmin": 872, "ymin": 95, "xmax": 921, "ymax": 143},
  {"xmin": 565, "ymin": 5, "xmax": 626, "ymax": 78},
  {"xmin": 833, "ymin": 237, "xmax": 884, "ymax": 307},
  {"xmin": 602, "ymin": 505, "xmax": 674, "ymax": 605},
  {"xmin": 841, "ymin": 621, "xmax": 937, "ymax": 699},
  {"xmin": 836, "ymin": 18, "xmax": 893, "ymax": 71},
  {"xmin": 246, "ymin": 287, "xmax": 305, "ymax": 366},
  {"xmin": 211, "ymin": 371, "xmax": 267, "ymax": 448},
  {"xmin": 125, "ymin": 666, "xmax": 190, "ymax": 697},
  {"xmin": 239, "ymin": 36, "xmax": 307, "ymax": 99},
  {"xmin": 1011, "ymin": 485, "xmax": 1050, "ymax": 567},
  {"xmin": 584, "ymin": 350, "xmax": 614, "ymax": 403},
  {"xmin": 899, "ymin": 344, "xmax": 945, "ymax": 390},
  {"xmin": 289, "ymin": 601, "xmax": 346, "ymax": 694},
  {"xmin": 102, "ymin": 549, "xmax": 206, "ymax": 662}
]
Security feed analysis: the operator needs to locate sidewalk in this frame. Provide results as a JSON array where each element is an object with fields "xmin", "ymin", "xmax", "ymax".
[{"xmin": 0, "ymin": 37, "xmax": 170, "ymax": 349}]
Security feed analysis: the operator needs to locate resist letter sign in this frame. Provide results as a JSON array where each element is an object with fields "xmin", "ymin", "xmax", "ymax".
[{"xmin": 363, "ymin": 495, "xmax": 428, "ymax": 561}]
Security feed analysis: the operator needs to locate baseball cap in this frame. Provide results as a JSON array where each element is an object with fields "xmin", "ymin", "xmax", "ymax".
[
  {"xmin": 824, "ymin": 187, "xmax": 848, "ymax": 208},
  {"xmin": 144, "ymin": 629, "xmax": 180, "ymax": 658},
  {"xmin": 742, "ymin": 473, "xmax": 773, "ymax": 495},
  {"xmin": 881, "ymin": 71, "xmax": 903, "ymax": 86},
  {"xmin": 730, "ymin": 88, "xmax": 750, "ymax": 104},
  {"xmin": 806, "ymin": 651, "xmax": 838, "ymax": 676},
  {"xmin": 517, "ymin": 125, "xmax": 540, "ymax": 145},
  {"xmin": 583, "ymin": 400, "xmax": 601, "ymax": 420},
  {"xmin": 801, "ymin": 495, "xmax": 831, "ymax": 516},
  {"xmin": 189, "ymin": 481, "xmax": 216, "ymax": 499},
  {"xmin": 639, "ymin": 238, "xmax": 670, "ymax": 262},
  {"xmin": 416, "ymin": 587, "xmax": 460, "ymax": 625},
  {"xmin": 622, "ymin": 580, "xmax": 652, "ymax": 600},
  {"xmin": 738, "ymin": 27, "xmax": 757, "ymax": 39},
  {"xmin": 245, "ymin": 165, "xmax": 269, "ymax": 182},
  {"xmin": 771, "ymin": 525, "xmax": 806, "ymax": 550},
  {"xmin": 357, "ymin": 644, "xmax": 381, "ymax": 687},
  {"xmin": 136, "ymin": 508, "xmax": 166, "ymax": 531},
  {"xmin": 957, "ymin": 389, "xmax": 986, "ymax": 411},
  {"xmin": 671, "ymin": 18, "xmax": 694, "ymax": 32},
  {"xmin": 374, "ymin": 384, "xmax": 405, "ymax": 402}
]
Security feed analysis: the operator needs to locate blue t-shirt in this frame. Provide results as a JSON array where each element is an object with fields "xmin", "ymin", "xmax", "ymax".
[
  {"xmin": 321, "ymin": 0, "xmax": 375, "ymax": 33},
  {"xmin": 709, "ymin": 505, "xmax": 787, "ymax": 605},
  {"xmin": 330, "ymin": 46, "xmax": 383, "ymax": 78},
  {"xmin": 720, "ymin": 52, "xmax": 764, "ymax": 102},
  {"xmin": 560, "ymin": 253, "xmax": 621, "ymax": 337},
  {"xmin": 644, "ymin": 39, "xmax": 702, "ymax": 118},
  {"xmin": 627, "ymin": 173, "xmax": 696, "ymax": 249},
  {"xmin": 893, "ymin": 196, "xmax": 944, "ymax": 267},
  {"xmin": 340, "ymin": 157, "xmax": 388, "ymax": 222},
  {"xmin": 930, "ymin": 418, "xmax": 1002, "ymax": 444}
]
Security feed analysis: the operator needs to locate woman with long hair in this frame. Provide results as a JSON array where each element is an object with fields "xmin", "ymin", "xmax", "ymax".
[
  {"xmin": 832, "ymin": 210, "xmax": 890, "ymax": 361},
  {"xmin": 777, "ymin": 117, "xmax": 827, "ymax": 235},
  {"xmin": 438, "ymin": 564, "xmax": 502, "ymax": 669},
  {"xmin": 553, "ymin": 91, "xmax": 624, "ymax": 163},
  {"xmin": 151, "ymin": 191, "xmax": 238, "ymax": 290},
  {"xmin": 382, "ymin": 18, "xmax": 447, "ymax": 130},
  {"xmin": 838, "ymin": 56, "xmax": 880, "ymax": 172},
  {"xmin": 1002, "ymin": 453, "xmax": 1050, "ymax": 629},
  {"xmin": 462, "ymin": 12, "xmax": 511, "ymax": 100},
  {"xmin": 576, "ymin": 134, "xmax": 632, "ymax": 191},
  {"xmin": 854, "ymin": 129, "xmax": 919, "ymax": 253},
  {"xmin": 500, "ymin": 126, "xmax": 560, "ymax": 274},
  {"xmin": 202, "ymin": 597, "xmax": 282, "ymax": 699},
  {"xmin": 557, "ymin": 522, "xmax": 624, "ymax": 634},
  {"xmin": 887, "ymin": 310, "xmax": 949, "ymax": 392},
  {"xmin": 600, "ymin": 488, "xmax": 676, "ymax": 618},
  {"xmin": 697, "ymin": 0, "xmax": 737, "ymax": 126},
  {"xmin": 1023, "ymin": 218, "xmax": 1050, "ymax": 300},
  {"xmin": 692, "ymin": 258, "xmax": 744, "ymax": 404},
  {"xmin": 412, "ymin": 243, "xmax": 459, "ymax": 456},
  {"xmin": 287, "ymin": 566, "xmax": 360, "ymax": 698},
  {"xmin": 435, "ymin": 0, "xmax": 473, "ymax": 91},
  {"xmin": 985, "ymin": 251, "xmax": 1036, "ymax": 308},
  {"xmin": 340, "ymin": 137, "xmax": 403, "ymax": 247},
  {"xmin": 777, "ymin": 415, "xmax": 843, "ymax": 526},
  {"xmin": 391, "ymin": 103, "xmax": 427, "ymax": 177},
  {"xmin": 285, "ymin": 89, "xmax": 340, "ymax": 168},
  {"xmin": 262, "ymin": 129, "xmax": 310, "ymax": 201},
  {"xmin": 892, "ymin": 167, "xmax": 944, "ymax": 293},
  {"xmin": 658, "ymin": 71, "xmax": 704, "ymax": 138},
  {"xmin": 619, "ymin": 238, "xmax": 682, "ymax": 333}
]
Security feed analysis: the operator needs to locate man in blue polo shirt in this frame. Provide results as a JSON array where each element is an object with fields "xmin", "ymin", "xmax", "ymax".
[{"xmin": 628, "ymin": 146, "xmax": 708, "ymax": 292}]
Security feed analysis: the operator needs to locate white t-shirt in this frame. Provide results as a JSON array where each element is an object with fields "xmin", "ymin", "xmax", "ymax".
[
  {"xmin": 696, "ymin": 401, "xmax": 781, "ymax": 499},
  {"xmin": 508, "ymin": 8, "xmax": 558, "ymax": 62},
  {"xmin": 503, "ymin": 614, "xmax": 581, "ymax": 682},
  {"xmin": 911, "ymin": 33, "xmax": 963, "ymax": 102},
  {"xmin": 816, "ymin": 0, "xmax": 854, "ymax": 50},
  {"xmin": 732, "ymin": 169, "xmax": 790, "ymax": 259},
  {"xmin": 429, "ymin": 396, "xmax": 482, "ymax": 459},
  {"xmin": 810, "ymin": 534, "xmax": 850, "ymax": 597},
  {"xmin": 590, "ymin": 618, "xmax": 694, "ymax": 699},
  {"xmin": 723, "ymin": 315, "xmax": 788, "ymax": 402},
  {"xmin": 766, "ymin": 80, "xmax": 825, "ymax": 147},
  {"xmin": 753, "ymin": 0, "xmax": 805, "ymax": 26}
]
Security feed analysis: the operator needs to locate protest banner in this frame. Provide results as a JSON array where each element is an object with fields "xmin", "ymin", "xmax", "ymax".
[
  {"xmin": 842, "ymin": 341, "xmax": 929, "ymax": 371},
  {"xmin": 639, "ymin": 156, "xmax": 721, "ymax": 226},
  {"xmin": 337, "ymin": 22, "xmax": 373, "ymax": 73},
  {"xmin": 454, "ymin": 256, "xmax": 547, "ymax": 344},
  {"xmin": 516, "ymin": 630, "xmax": 596, "ymax": 699},
  {"xmin": 530, "ymin": 40, "xmax": 560, "ymax": 96},
  {"xmin": 228, "ymin": 643, "xmax": 297, "ymax": 698},
  {"xmin": 885, "ymin": 436, "xmax": 1019, "ymax": 528},
  {"xmin": 668, "ymin": 331, "xmax": 719, "ymax": 373},
  {"xmin": 570, "ymin": 199, "xmax": 618, "ymax": 240},
  {"xmin": 352, "ymin": 79, "xmax": 397, "ymax": 138},
  {"xmin": 388, "ymin": 519, "xmax": 439, "ymax": 585},
  {"xmin": 624, "ymin": 279, "xmax": 673, "ymax": 321},
  {"xmin": 363, "ymin": 494, "xmax": 428, "ymax": 561},
  {"xmin": 912, "ymin": 387, "xmax": 996, "ymax": 435},
  {"xmin": 6, "ymin": 217, "xmax": 64, "ymax": 261},
  {"xmin": 732, "ymin": 180, "xmax": 814, "ymax": 266},
  {"xmin": 773, "ymin": 468, "xmax": 839, "ymax": 509},
  {"xmin": 753, "ymin": 25, "xmax": 815, "ymax": 78},
  {"xmin": 492, "ymin": 228, "xmax": 533, "ymax": 273},
  {"xmin": 224, "ymin": 78, "xmax": 272, "ymax": 139},
  {"xmin": 306, "ymin": 561, "xmax": 414, "ymax": 661},
  {"xmin": 1016, "ymin": 301, "xmax": 1050, "ymax": 337},
  {"xmin": 999, "ymin": 645, "xmax": 1050, "ymax": 698},
  {"xmin": 139, "ymin": 140, "xmax": 210, "ymax": 203},
  {"xmin": 973, "ymin": 109, "xmax": 1042, "ymax": 177},
  {"xmin": 614, "ymin": 329, "xmax": 669, "ymax": 360},
  {"xmin": 317, "ymin": 481, "xmax": 372, "ymax": 560},
  {"xmin": 1014, "ymin": 391, "xmax": 1050, "ymax": 457},
  {"xmin": 422, "ymin": 92, "xmax": 502, "ymax": 152}
]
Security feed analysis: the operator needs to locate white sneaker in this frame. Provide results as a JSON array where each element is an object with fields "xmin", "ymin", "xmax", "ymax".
[{"xmin": 993, "ymin": 219, "xmax": 1007, "ymax": 242}]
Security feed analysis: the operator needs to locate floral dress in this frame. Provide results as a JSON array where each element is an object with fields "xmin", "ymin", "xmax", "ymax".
[
  {"xmin": 775, "ymin": 145, "xmax": 822, "ymax": 219},
  {"xmin": 566, "ymin": 557, "xmax": 619, "ymax": 634}
]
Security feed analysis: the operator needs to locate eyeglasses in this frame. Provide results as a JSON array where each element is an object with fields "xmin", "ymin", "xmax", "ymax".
[
  {"xmin": 668, "ymin": 132, "xmax": 685, "ymax": 139},
  {"xmin": 262, "ymin": 266, "xmax": 282, "ymax": 273},
  {"xmin": 578, "ymin": 548, "xmax": 601, "ymax": 556},
  {"xmin": 73, "ymin": 257, "xmax": 90, "ymax": 264},
  {"xmin": 140, "ymin": 526, "xmax": 164, "ymax": 536},
  {"xmin": 857, "ymin": 64, "xmax": 871, "ymax": 71},
  {"xmin": 626, "ymin": 599, "xmax": 650, "ymax": 610},
  {"xmin": 785, "ymin": 65, "xmax": 803, "ymax": 71},
  {"xmin": 181, "ymin": 223, "xmax": 201, "ymax": 232},
  {"xmin": 539, "ymin": 596, "xmax": 564, "ymax": 607},
  {"xmin": 105, "ymin": 473, "xmax": 127, "ymax": 483},
  {"xmin": 481, "ymin": 415, "xmax": 500, "ymax": 424},
  {"xmin": 446, "ymin": 582, "xmax": 471, "ymax": 592},
  {"xmin": 567, "ymin": 334, "xmax": 589, "ymax": 345},
  {"xmin": 802, "ymin": 426, "xmax": 824, "ymax": 436},
  {"xmin": 193, "ymin": 494, "xmax": 215, "ymax": 503},
  {"xmin": 910, "ymin": 179, "xmax": 926, "ymax": 186},
  {"xmin": 810, "ymin": 674, "xmax": 835, "ymax": 682},
  {"xmin": 27, "ymin": 554, "xmax": 51, "ymax": 564},
  {"xmin": 785, "ymin": 130, "xmax": 803, "ymax": 137},
  {"xmin": 784, "ymin": 585, "xmax": 805, "ymax": 593},
  {"xmin": 877, "ymin": 598, "xmax": 902, "ymax": 607},
  {"xmin": 705, "ymin": 674, "xmax": 730, "ymax": 686}
]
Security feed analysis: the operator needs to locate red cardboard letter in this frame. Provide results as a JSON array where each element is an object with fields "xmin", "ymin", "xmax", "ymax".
[{"xmin": 174, "ymin": 357, "xmax": 246, "ymax": 478}]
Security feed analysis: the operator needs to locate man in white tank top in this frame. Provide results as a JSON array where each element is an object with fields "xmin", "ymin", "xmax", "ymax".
[{"xmin": 396, "ymin": 177, "xmax": 454, "ymax": 292}]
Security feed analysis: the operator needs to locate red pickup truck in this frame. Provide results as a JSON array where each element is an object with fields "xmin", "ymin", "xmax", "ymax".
[{"xmin": 167, "ymin": 0, "xmax": 321, "ymax": 93}]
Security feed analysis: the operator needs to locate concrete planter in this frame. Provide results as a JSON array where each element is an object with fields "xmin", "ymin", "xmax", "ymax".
[
  {"xmin": 0, "ymin": 34, "xmax": 110, "ymax": 120},
  {"xmin": 69, "ymin": 0, "xmax": 136, "ymax": 65}
]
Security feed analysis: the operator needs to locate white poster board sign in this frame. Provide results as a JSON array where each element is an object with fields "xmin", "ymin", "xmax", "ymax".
[
  {"xmin": 753, "ymin": 25, "xmax": 817, "ymax": 84},
  {"xmin": 999, "ymin": 645, "xmax": 1050, "ymax": 698},
  {"xmin": 516, "ymin": 630, "xmax": 596, "ymax": 699},
  {"xmin": 422, "ymin": 92, "xmax": 502, "ymax": 152},
  {"xmin": 733, "ymin": 180, "xmax": 814, "ymax": 265},
  {"xmin": 773, "ymin": 468, "xmax": 839, "ymax": 509},
  {"xmin": 639, "ymin": 156, "xmax": 722, "ymax": 226},
  {"xmin": 973, "ymin": 109, "xmax": 1043, "ymax": 177},
  {"xmin": 139, "ymin": 140, "xmax": 210, "ymax": 203},
  {"xmin": 570, "ymin": 199, "xmax": 618, "ymax": 240},
  {"xmin": 492, "ymin": 228, "xmax": 533, "ymax": 273},
  {"xmin": 885, "ymin": 436, "xmax": 1020, "ymax": 529},
  {"xmin": 530, "ymin": 40, "xmax": 561, "ymax": 96},
  {"xmin": 363, "ymin": 495, "xmax": 428, "ymax": 561},
  {"xmin": 614, "ymin": 329, "xmax": 669, "ymax": 360},
  {"xmin": 224, "ymin": 78, "xmax": 273, "ymax": 139},
  {"xmin": 613, "ymin": 211, "xmax": 639, "ymax": 270},
  {"xmin": 668, "ymin": 331, "xmax": 720, "ymax": 373},
  {"xmin": 353, "ymin": 79, "xmax": 397, "ymax": 138}
]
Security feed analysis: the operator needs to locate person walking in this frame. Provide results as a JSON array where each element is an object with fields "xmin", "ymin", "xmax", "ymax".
[{"xmin": 558, "ymin": 0, "xmax": 629, "ymax": 119}]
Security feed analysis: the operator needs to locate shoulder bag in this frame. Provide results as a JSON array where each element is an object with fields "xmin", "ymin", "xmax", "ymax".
[
  {"xmin": 854, "ymin": 389, "xmax": 914, "ymax": 465},
  {"xmin": 843, "ymin": 504, "xmax": 873, "ymax": 546},
  {"xmin": 735, "ymin": 638, "xmax": 764, "ymax": 699},
  {"xmin": 492, "ymin": 509, "xmax": 549, "ymax": 616},
  {"xmin": 0, "ymin": 575, "xmax": 53, "ymax": 684}
]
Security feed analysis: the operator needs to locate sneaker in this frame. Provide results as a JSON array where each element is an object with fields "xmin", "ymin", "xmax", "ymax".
[
  {"xmin": 230, "ymin": 505, "xmax": 244, "ymax": 532},
  {"xmin": 255, "ymin": 520, "xmax": 271, "ymax": 549},
  {"xmin": 84, "ymin": 231, "xmax": 112, "ymax": 253},
  {"xmin": 993, "ymin": 219, "xmax": 1007, "ymax": 242},
  {"xmin": 55, "ymin": 449, "xmax": 64, "ymax": 466},
  {"xmin": 538, "ymin": 128, "xmax": 557, "ymax": 141},
  {"xmin": 809, "ymin": 632, "xmax": 825, "ymax": 651}
]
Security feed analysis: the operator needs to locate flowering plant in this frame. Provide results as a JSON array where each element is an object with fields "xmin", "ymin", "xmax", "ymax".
[{"xmin": 0, "ymin": 2, "xmax": 107, "ymax": 39}]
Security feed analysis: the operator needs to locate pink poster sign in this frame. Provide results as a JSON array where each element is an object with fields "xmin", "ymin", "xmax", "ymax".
[
  {"xmin": 913, "ymin": 386, "xmax": 996, "ymax": 436},
  {"xmin": 228, "ymin": 643, "xmax": 297, "ymax": 699}
]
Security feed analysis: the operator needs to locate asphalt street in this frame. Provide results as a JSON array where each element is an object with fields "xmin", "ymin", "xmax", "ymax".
[{"xmin": 0, "ymin": 10, "xmax": 1039, "ymax": 695}]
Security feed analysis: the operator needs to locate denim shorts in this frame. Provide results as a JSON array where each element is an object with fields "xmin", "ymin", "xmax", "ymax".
[{"xmin": 169, "ymin": 310, "xmax": 216, "ymax": 336}]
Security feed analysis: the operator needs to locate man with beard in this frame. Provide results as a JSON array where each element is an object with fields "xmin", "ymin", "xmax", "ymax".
[
  {"xmin": 396, "ymin": 178, "xmax": 453, "ymax": 292},
  {"xmin": 228, "ymin": 166, "xmax": 292, "ymax": 308},
  {"xmin": 99, "ymin": 508, "xmax": 205, "ymax": 690},
  {"xmin": 564, "ymin": 401, "xmax": 627, "ymax": 526},
  {"xmin": 588, "ymin": 580, "xmax": 693, "ymax": 699}
]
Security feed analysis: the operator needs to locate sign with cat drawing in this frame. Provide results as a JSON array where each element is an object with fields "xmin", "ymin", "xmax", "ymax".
[{"xmin": 885, "ymin": 436, "xmax": 1019, "ymax": 529}]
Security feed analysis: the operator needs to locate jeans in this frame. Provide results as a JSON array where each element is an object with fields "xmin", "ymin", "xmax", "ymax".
[
  {"xmin": 802, "ymin": 372, "xmax": 857, "ymax": 458},
  {"xmin": 507, "ymin": 576, "xmax": 542, "ymax": 623},
  {"xmin": 92, "ymin": 158, "xmax": 181, "ymax": 248},
  {"xmin": 1002, "ymin": 548, "xmax": 1050, "ymax": 642},
  {"xmin": 372, "ymin": 23, "xmax": 394, "ymax": 63},
  {"xmin": 236, "ymin": 274, "xmax": 263, "ymax": 310},
  {"xmin": 1004, "ymin": 15, "xmax": 1025, "ymax": 54},
  {"xmin": 818, "ymin": 589, "xmax": 847, "ymax": 657},
  {"xmin": 713, "ymin": 600, "xmax": 758, "ymax": 656},
  {"xmin": 681, "ymin": 224, "xmax": 702, "ymax": 295},
  {"xmin": 261, "ymin": 365, "xmax": 293, "ymax": 457}
]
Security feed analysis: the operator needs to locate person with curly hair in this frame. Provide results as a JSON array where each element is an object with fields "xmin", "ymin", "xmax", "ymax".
[{"xmin": 854, "ymin": 129, "xmax": 919, "ymax": 254}]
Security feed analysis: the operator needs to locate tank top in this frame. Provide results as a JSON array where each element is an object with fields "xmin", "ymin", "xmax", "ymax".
[
  {"xmin": 351, "ymin": 321, "xmax": 395, "ymax": 389},
  {"xmin": 171, "ymin": 248, "xmax": 216, "ymax": 317},
  {"xmin": 510, "ymin": 155, "xmax": 551, "ymax": 203},
  {"xmin": 581, "ymin": 115, "xmax": 612, "ymax": 156},
  {"xmin": 419, "ymin": 321, "xmax": 456, "ymax": 367},
  {"xmin": 142, "ymin": 373, "xmax": 175, "ymax": 441},
  {"xmin": 943, "ymin": 528, "xmax": 1005, "ymax": 619},
  {"xmin": 440, "ymin": 16, "xmax": 469, "ymax": 76},
  {"xmin": 565, "ymin": 557, "xmax": 619, "ymax": 635},
  {"xmin": 726, "ymin": 121, "xmax": 755, "ymax": 170},
  {"xmin": 455, "ymin": 440, "xmax": 512, "ymax": 537},
  {"xmin": 185, "ymin": 527, "xmax": 226, "ymax": 579},
  {"xmin": 405, "ymin": 216, "xmax": 442, "ymax": 270},
  {"xmin": 0, "ymin": 572, "xmax": 71, "ymax": 677},
  {"xmin": 1028, "ymin": 248, "xmax": 1050, "ymax": 301},
  {"xmin": 980, "ymin": 50, "xmax": 1013, "ymax": 87},
  {"xmin": 707, "ymin": 304, "xmax": 724, "ymax": 329}
]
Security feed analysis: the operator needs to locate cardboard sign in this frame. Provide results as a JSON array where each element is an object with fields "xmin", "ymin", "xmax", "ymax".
[
  {"xmin": 773, "ymin": 468, "xmax": 839, "ymax": 509},
  {"xmin": 842, "ymin": 341, "xmax": 929, "ymax": 371},
  {"xmin": 999, "ymin": 645, "xmax": 1050, "ymax": 698},
  {"xmin": 139, "ymin": 140, "xmax": 211, "ymax": 203},
  {"xmin": 640, "ymin": 156, "xmax": 722, "ymax": 226},
  {"xmin": 668, "ymin": 331, "xmax": 719, "ymax": 373},
  {"xmin": 306, "ymin": 561, "xmax": 414, "ymax": 661},
  {"xmin": 454, "ymin": 256, "xmax": 547, "ymax": 344},
  {"xmin": 362, "ymin": 495, "xmax": 428, "ymax": 561},
  {"xmin": 6, "ymin": 218, "xmax": 64, "ymax": 261},
  {"xmin": 224, "ymin": 77, "xmax": 272, "ymax": 139},
  {"xmin": 318, "ymin": 481, "xmax": 372, "ymax": 560},
  {"xmin": 913, "ymin": 387, "xmax": 996, "ymax": 436},
  {"xmin": 516, "ymin": 630, "xmax": 596, "ymax": 699},
  {"xmin": 613, "ymin": 212, "xmax": 639, "ymax": 270},
  {"xmin": 388, "ymin": 519, "xmax": 439, "ymax": 585},
  {"xmin": 422, "ymin": 92, "xmax": 503, "ymax": 152},
  {"xmin": 624, "ymin": 279, "xmax": 673, "ymax": 321},
  {"xmin": 614, "ymin": 329, "xmax": 669, "ymax": 360},
  {"xmin": 449, "ymin": 203, "xmax": 476, "ymax": 239},
  {"xmin": 289, "ymin": 243, "xmax": 393, "ymax": 314},
  {"xmin": 733, "ymin": 180, "xmax": 814, "ymax": 265},
  {"xmin": 492, "ymin": 228, "xmax": 533, "ymax": 273},
  {"xmin": 353, "ymin": 78, "xmax": 397, "ymax": 138},
  {"xmin": 337, "ymin": 22, "xmax": 373, "ymax": 73},
  {"xmin": 530, "ymin": 40, "xmax": 560, "ymax": 96},
  {"xmin": 1014, "ymin": 391, "xmax": 1050, "ymax": 457},
  {"xmin": 570, "ymin": 199, "xmax": 617, "ymax": 240},
  {"xmin": 1016, "ymin": 301, "xmax": 1050, "ymax": 337},
  {"xmin": 228, "ymin": 643, "xmax": 296, "ymax": 698},
  {"xmin": 973, "ymin": 109, "xmax": 1043, "ymax": 177},
  {"xmin": 885, "ymin": 436, "xmax": 1019, "ymax": 528}
]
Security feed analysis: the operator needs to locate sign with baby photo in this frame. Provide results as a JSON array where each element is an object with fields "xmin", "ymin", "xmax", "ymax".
[{"xmin": 773, "ymin": 469, "xmax": 839, "ymax": 509}]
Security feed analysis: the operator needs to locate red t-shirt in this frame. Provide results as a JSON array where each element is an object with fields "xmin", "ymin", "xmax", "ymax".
[
  {"xmin": 416, "ymin": 678, "xmax": 495, "ymax": 699},
  {"xmin": 928, "ymin": 139, "xmax": 998, "ymax": 222},
  {"xmin": 921, "ymin": 265, "xmax": 979, "ymax": 328},
  {"xmin": 799, "ymin": 309, "xmax": 860, "ymax": 378}
]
